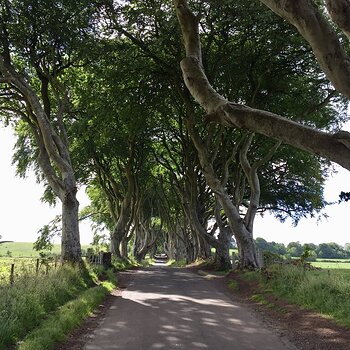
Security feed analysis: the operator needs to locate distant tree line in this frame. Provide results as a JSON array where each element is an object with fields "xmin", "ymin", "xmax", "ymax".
[{"xmin": 255, "ymin": 238, "xmax": 350, "ymax": 260}]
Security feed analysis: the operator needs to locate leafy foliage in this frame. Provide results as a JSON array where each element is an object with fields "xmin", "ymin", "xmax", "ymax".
[
  {"xmin": 1, "ymin": 0, "xmax": 348, "ymax": 265},
  {"xmin": 33, "ymin": 216, "xmax": 62, "ymax": 253},
  {"xmin": 255, "ymin": 237, "xmax": 350, "ymax": 259}
]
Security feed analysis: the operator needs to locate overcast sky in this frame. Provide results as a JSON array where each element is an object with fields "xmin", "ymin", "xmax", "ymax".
[
  {"xmin": 0, "ymin": 126, "xmax": 92, "ymax": 244},
  {"xmin": 1, "ymin": 125, "xmax": 350, "ymax": 246}
]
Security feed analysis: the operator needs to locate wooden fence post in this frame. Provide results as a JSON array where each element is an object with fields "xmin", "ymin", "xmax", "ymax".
[
  {"xmin": 10, "ymin": 263, "xmax": 15, "ymax": 284},
  {"xmin": 36, "ymin": 259, "xmax": 40, "ymax": 274}
]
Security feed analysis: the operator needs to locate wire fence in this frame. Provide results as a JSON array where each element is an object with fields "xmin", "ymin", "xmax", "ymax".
[
  {"xmin": 0, "ymin": 257, "xmax": 61, "ymax": 286},
  {"xmin": 0, "ymin": 251, "xmax": 113, "ymax": 286}
]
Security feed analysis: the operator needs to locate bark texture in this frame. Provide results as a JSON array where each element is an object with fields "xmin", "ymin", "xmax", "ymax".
[
  {"xmin": 61, "ymin": 193, "xmax": 81, "ymax": 262},
  {"xmin": 326, "ymin": 0, "xmax": 350, "ymax": 39},
  {"xmin": 111, "ymin": 193, "xmax": 133, "ymax": 258}
]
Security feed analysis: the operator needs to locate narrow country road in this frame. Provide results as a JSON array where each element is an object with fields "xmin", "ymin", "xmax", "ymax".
[{"xmin": 84, "ymin": 264, "xmax": 296, "ymax": 350}]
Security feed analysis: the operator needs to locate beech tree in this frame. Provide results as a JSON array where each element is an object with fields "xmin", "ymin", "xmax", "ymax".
[
  {"xmin": 173, "ymin": 0, "xmax": 350, "ymax": 171},
  {"xmin": 169, "ymin": 0, "xmax": 339, "ymax": 268},
  {"xmin": 0, "ymin": 0, "xmax": 340, "ymax": 268},
  {"xmin": 0, "ymin": 0, "xmax": 96, "ymax": 262},
  {"xmin": 95, "ymin": 0, "xmax": 340, "ymax": 268},
  {"xmin": 153, "ymin": 107, "xmax": 218, "ymax": 263}
]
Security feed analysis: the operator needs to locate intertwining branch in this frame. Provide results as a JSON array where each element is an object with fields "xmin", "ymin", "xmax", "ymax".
[{"xmin": 173, "ymin": 0, "xmax": 350, "ymax": 171}]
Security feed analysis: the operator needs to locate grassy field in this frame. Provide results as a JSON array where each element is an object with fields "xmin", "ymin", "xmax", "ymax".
[
  {"xmin": 0, "ymin": 242, "xmax": 92, "ymax": 258},
  {"xmin": 312, "ymin": 259, "xmax": 350, "ymax": 269},
  {"xmin": 0, "ymin": 242, "xmax": 92, "ymax": 285}
]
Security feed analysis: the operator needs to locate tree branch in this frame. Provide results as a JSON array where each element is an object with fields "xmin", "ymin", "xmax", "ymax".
[
  {"xmin": 260, "ymin": 0, "xmax": 350, "ymax": 99},
  {"xmin": 326, "ymin": 0, "xmax": 350, "ymax": 39},
  {"xmin": 173, "ymin": 0, "xmax": 350, "ymax": 171}
]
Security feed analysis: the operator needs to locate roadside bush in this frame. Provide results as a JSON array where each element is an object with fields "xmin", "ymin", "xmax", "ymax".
[
  {"xmin": 112, "ymin": 256, "xmax": 134, "ymax": 271},
  {"xmin": 111, "ymin": 256, "xmax": 151, "ymax": 270}
]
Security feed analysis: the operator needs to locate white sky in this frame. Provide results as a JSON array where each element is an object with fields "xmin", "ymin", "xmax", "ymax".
[
  {"xmin": 0, "ymin": 126, "xmax": 92, "ymax": 244},
  {"xmin": 1, "ymin": 124, "xmax": 350, "ymax": 246}
]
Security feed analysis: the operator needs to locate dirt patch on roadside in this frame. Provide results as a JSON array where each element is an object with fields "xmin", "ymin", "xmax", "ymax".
[{"xmin": 224, "ymin": 270, "xmax": 350, "ymax": 350}]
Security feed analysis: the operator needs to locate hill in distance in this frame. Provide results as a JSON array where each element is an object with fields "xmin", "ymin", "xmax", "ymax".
[{"xmin": 0, "ymin": 242, "xmax": 92, "ymax": 258}]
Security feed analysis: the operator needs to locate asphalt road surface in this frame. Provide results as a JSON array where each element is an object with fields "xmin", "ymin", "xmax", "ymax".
[{"xmin": 84, "ymin": 264, "xmax": 296, "ymax": 350}]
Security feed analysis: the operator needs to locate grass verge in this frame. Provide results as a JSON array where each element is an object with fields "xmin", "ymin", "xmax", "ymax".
[
  {"xmin": 266, "ymin": 265, "xmax": 350, "ymax": 327},
  {"xmin": 0, "ymin": 265, "xmax": 94, "ymax": 349},
  {"xmin": 17, "ymin": 279, "xmax": 115, "ymax": 350},
  {"xmin": 227, "ymin": 279, "xmax": 238, "ymax": 291},
  {"xmin": 228, "ymin": 265, "xmax": 350, "ymax": 328},
  {"xmin": 0, "ymin": 263, "xmax": 117, "ymax": 350}
]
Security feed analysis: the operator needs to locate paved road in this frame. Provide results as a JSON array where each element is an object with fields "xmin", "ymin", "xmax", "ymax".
[{"xmin": 84, "ymin": 264, "xmax": 296, "ymax": 350}]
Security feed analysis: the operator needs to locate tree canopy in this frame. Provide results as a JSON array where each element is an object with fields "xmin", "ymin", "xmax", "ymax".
[{"xmin": 0, "ymin": 0, "xmax": 349, "ymax": 267}]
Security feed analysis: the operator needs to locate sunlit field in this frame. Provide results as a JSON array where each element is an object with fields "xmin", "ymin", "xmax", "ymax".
[{"xmin": 312, "ymin": 259, "xmax": 350, "ymax": 269}]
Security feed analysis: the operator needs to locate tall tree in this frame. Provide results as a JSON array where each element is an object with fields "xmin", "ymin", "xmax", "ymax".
[
  {"xmin": 97, "ymin": 0, "xmax": 339, "ymax": 268},
  {"xmin": 69, "ymin": 38, "xmax": 161, "ymax": 259},
  {"xmin": 0, "ymin": 0, "xmax": 96, "ymax": 262},
  {"xmin": 170, "ymin": 0, "xmax": 335, "ymax": 268},
  {"xmin": 173, "ymin": 0, "xmax": 350, "ymax": 171}
]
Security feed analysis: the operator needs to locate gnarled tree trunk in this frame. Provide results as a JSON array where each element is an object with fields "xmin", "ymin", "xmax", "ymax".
[
  {"xmin": 213, "ymin": 198, "xmax": 232, "ymax": 270},
  {"xmin": 111, "ymin": 205, "xmax": 131, "ymax": 258},
  {"xmin": 236, "ymin": 231, "xmax": 259, "ymax": 270}
]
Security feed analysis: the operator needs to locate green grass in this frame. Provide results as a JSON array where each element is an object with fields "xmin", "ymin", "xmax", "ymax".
[
  {"xmin": 227, "ymin": 260, "xmax": 350, "ymax": 328},
  {"xmin": 17, "ymin": 279, "xmax": 115, "ymax": 350},
  {"xmin": 264, "ymin": 265, "xmax": 350, "ymax": 327},
  {"xmin": 0, "ymin": 257, "xmax": 57, "ymax": 286},
  {"xmin": 111, "ymin": 256, "xmax": 152, "ymax": 270},
  {"xmin": 250, "ymin": 294, "xmax": 274, "ymax": 308},
  {"xmin": 227, "ymin": 279, "xmax": 238, "ymax": 291},
  {"xmin": 0, "ymin": 262, "xmax": 116, "ymax": 350},
  {"xmin": 0, "ymin": 264, "xmax": 91, "ymax": 349},
  {"xmin": 166, "ymin": 259, "xmax": 187, "ymax": 267},
  {"xmin": 312, "ymin": 260, "xmax": 350, "ymax": 269},
  {"xmin": 0, "ymin": 242, "xmax": 92, "ymax": 258}
]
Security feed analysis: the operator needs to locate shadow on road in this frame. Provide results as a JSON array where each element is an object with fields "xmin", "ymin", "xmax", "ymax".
[{"xmin": 85, "ymin": 266, "xmax": 295, "ymax": 350}]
